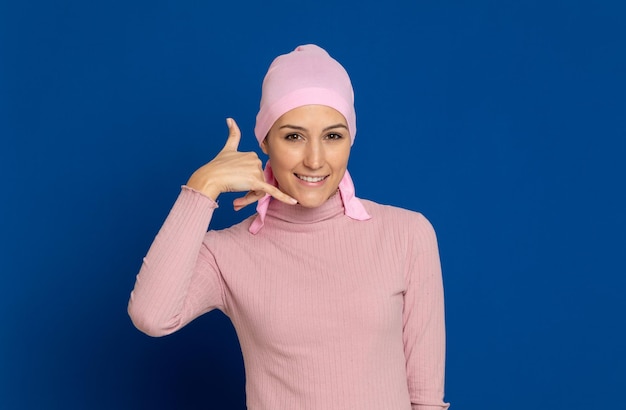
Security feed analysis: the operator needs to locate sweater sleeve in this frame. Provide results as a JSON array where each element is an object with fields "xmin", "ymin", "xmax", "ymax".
[
  {"xmin": 403, "ymin": 214, "xmax": 450, "ymax": 410},
  {"xmin": 128, "ymin": 186, "xmax": 226, "ymax": 337}
]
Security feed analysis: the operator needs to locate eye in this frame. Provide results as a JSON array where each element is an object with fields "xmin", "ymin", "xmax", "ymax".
[
  {"xmin": 284, "ymin": 133, "xmax": 302, "ymax": 141},
  {"xmin": 325, "ymin": 133, "xmax": 344, "ymax": 140}
]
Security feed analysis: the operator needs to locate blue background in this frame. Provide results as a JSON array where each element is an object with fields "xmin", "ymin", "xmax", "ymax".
[{"xmin": 1, "ymin": 1, "xmax": 624, "ymax": 409}]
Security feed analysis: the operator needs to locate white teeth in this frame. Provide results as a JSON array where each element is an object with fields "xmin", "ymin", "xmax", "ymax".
[{"xmin": 297, "ymin": 174, "xmax": 326, "ymax": 182}]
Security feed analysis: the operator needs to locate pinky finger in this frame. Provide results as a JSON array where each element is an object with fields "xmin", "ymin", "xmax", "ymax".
[{"xmin": 265, "ymin": 186, "xmax": 298, "ymax": 206}]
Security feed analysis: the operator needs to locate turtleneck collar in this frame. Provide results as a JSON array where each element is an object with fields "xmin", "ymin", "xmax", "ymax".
[{"xmin": 265, "ymin": 191, "xmax": 345, "ymax": 225}]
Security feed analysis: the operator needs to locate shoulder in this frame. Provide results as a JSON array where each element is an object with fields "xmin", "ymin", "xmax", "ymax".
[
  {"xmin": 204, "ymin": 215, "xmax": 257, "ymax": 246},
  {"xmin": 360, "ymin": 198, "xmax": 434, "ymax": 229},
  {"xmin": 359, "ymin": 198, "xmax": 440, "ymax": 256},
  {"xmin": 359, "ymin": 198, "xmax": 439, "ymax": 247}
]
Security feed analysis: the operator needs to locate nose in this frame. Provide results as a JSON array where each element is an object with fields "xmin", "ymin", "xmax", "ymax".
[{"xmin": 303, "ymin": 140, "xmax": 324, "ymax": 170}]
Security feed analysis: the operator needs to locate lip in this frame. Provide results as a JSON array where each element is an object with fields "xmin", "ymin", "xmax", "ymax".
[{"xmin": 294, "ymin": 173, "xmax": 329, "ymax": 185}]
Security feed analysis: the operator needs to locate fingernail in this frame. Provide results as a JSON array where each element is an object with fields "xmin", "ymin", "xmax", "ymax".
[{"xmin": 226, "ymin": 118, "xmax": 232, "ymax": 127}]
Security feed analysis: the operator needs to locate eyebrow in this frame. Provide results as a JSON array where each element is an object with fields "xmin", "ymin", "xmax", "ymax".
[{"xmin": 279, "ymin": 123, "xmax": 348, "ymax": 132}]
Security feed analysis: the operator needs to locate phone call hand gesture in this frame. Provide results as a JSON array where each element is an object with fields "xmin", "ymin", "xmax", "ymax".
[{"xmin": 186, "ymin": 118, "xmax": 297, "ymax": 210}]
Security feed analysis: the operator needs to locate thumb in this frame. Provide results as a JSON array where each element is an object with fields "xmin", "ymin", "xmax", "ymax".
[{"xmin": 222, "ymin": 117, "xmax": 241, "ymax": 152}]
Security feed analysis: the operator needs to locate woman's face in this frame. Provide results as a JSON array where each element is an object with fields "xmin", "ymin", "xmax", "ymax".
[{"xmin": 261, "ymin": 104, "xmax": 351, "ymax": 208}]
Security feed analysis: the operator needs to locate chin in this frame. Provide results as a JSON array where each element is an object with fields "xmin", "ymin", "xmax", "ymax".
[
  {"xmin": 294, "ymin": 198, "xmax": 324, "ymax": 208},
  {"xmin": 293, "ymin": 190, "xmax": 336, "ymax": 208}
]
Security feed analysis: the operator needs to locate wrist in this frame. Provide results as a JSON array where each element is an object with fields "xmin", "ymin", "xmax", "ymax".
[{"xmin": 186, "ymin": 175, "xmax": 222, "ymax": 201}]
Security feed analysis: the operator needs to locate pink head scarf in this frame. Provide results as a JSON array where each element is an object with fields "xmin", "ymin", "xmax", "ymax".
[{"xmin": 249, "ymin": 44, "xmax": 371, "ymax": 234}]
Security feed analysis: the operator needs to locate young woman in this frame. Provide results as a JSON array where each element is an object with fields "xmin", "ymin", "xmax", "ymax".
[{"xmin": 129, "ymin": 44, "xmax": 450, "ymax": 410}]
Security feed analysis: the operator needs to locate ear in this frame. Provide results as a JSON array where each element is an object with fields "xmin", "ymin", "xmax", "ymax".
[{"xmin": 260, "ymin": 137, "xmax": 269, "ymax": 155}]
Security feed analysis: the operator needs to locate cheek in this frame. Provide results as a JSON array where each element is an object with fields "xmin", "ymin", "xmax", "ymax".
[
  {"xmin": 331, "ymin": 147, "xmax": 351, "ymax": 169},
  {"xmin": 268, "ymin": 149, "xmax": 297, "ymax": 177}
]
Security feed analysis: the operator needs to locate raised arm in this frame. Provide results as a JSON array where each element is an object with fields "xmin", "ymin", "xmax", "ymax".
[{"xmin": 128, "ymin": 119, "xmax": 296, "ymax": 337}]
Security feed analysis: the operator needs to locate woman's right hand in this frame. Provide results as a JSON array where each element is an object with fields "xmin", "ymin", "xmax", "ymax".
[{"xmin": 186, "ymin": 118, "xmax": 297, "ymax": 210}]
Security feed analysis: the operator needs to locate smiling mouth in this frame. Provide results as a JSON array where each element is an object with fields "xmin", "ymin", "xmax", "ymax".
[{"xmin": 295, "ymin": 174, "xmax": 328, "ymax": 183}]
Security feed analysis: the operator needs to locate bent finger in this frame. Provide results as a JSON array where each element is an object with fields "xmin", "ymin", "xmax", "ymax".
[
  {"xmin": 233, "ymin": 190, "xmax": 265, "ymax": 211},
  {"xmin": 232, "ymin": 184, "xmax": 297, "ymax": 211}
]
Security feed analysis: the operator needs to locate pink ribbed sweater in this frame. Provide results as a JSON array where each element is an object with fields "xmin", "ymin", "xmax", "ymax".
[{"xmin": 128, "ymin": 186, "xmax": 449, "ymax": 410}]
